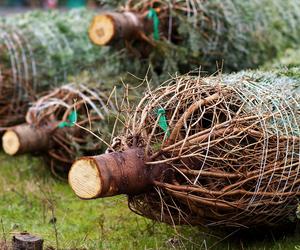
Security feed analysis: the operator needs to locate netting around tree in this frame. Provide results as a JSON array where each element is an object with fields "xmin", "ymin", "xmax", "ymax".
[
  {"xmin": 95, "ymin": 0, "xmax": 300, "ymax": 80},
  {"xmin": 111, "ymin": 68, "xmax": 300, "ymax": 228},
  {"xmin": 25, "ymin": 82, "xmax": 116, "ymax": 175}
]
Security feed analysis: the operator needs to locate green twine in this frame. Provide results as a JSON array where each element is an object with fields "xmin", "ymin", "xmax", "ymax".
[
  {"xmin": 157, "ymin": 108, "xmax": 170, "ymax": 138},
  {"xmin": 147, "ymin": 8, "xmax": 160, "ymax": 40},
  {"xmin": 58, "ymin": 110, "xmax": 77, "ymax": 128}
]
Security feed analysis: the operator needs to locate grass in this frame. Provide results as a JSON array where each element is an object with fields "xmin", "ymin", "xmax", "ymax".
[{"xmin": 0, "ymin": 152, "xmax": 300, "ymax": 249}]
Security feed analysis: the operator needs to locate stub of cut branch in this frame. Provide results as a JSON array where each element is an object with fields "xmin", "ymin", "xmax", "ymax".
[
  {"xmin": 69, "ymin": 148, "xmax": 161, "ymax": 199},
  {"xmin": 2, "ymin": 123, "xmax": 53, "ymax": 156},
  {"xmin": 12, "ymin": 233, "xmax": 43, "ymax": 250},
  {"xmin": 89, "ymin": 12, "xmax": 143, "ymax": 46}
]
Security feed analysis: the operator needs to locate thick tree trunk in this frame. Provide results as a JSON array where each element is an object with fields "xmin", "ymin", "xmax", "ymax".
[
  {"xmin": 12, "ymin": 233, "xmax": 43, "ymax": 250},
  {"xmin": 89, "ymin": 12, "xmax": 143, "ymax": 46},
  {"xmin": 2, "ymin": 123, "xmax": 54, "ymax": 156},
  {"xmin": 69, "ymin": 148, "xmax": 162, "ymax": 199}
]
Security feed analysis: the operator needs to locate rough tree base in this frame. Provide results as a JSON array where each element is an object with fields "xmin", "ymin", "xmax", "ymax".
[
  {"xmin": 69, "ymin": 148, "xmax": 163, "ymax": 199},
  {"xmin": 2, "ymin": 124, "xmax": 52, "ymax": 155},
  {"xmin": 89, "ymin": 12, "xmax": 142, "ymax": 46},
  {"xmin": 12, "ymin": 233, "xmax": 43, "ymax": 250}
]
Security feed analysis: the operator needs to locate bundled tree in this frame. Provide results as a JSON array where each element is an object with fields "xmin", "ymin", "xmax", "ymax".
[
  {"xmin": 0, "ymin": 9, "xmax": 139, "ymax": 128},
  {"xmin": 89, "ymin": 0, "xmax": 300, "ymax": 79},
  {"xmin": 2, "ymin": 76, "xmax": 117, "ymax": 176},
  {"xmin": 69, "ymin": 68, "xmax": 300, "ymax": 229}
]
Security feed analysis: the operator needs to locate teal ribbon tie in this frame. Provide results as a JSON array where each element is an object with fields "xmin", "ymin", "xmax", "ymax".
[
  {"xmin": 147, "ymin": 8, "xmax": 160, "ymax": 40},
  {"xmin": 58, "ymin": 110, "xmax": 77, "ymax": 128},
  {"xmin": 157, "ymin": 108, "xmax": 170, "ymax": 138}
]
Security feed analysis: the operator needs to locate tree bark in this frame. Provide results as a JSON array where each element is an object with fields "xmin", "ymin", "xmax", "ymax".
[
  {"xmin": 69, "ymin": 148, "xmax": 163, "ymax": 199},
  {"xmin": 2, "ymin": 123, "xmax": 54, "ymax": 156},
  {"xmin": 89, "ymin": 12, "xmax": 144, "ymax": 46},
  {"xmin": 12, "ymin": 233, "xmax": 43, "ymax": 250}
]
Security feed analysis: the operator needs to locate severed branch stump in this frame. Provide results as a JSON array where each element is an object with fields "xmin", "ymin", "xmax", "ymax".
[{"xmin": 12, "ymin": 233, "xmax": 43, "ymax": 250}]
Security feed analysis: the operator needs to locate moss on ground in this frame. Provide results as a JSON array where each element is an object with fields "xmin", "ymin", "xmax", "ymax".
[{"xmin": 0, "ymin": 152, "xmax": 299, "ymax": 249}]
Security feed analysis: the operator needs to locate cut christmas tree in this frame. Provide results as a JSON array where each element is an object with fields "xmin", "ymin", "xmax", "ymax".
[
  {"xmin": 69, "ymin": 68, "xmax": 300, "ymax": 229},
  {"xmin": 89, "ymin": 0, "xmax": 300, "ymax": 78},
  {"xmin": 0, "ymin": 9, "xmax": 134, "ymax": 128},
  {"xmin": 2, "ymin": 77, "xmax": 117, "ymax": 176}
]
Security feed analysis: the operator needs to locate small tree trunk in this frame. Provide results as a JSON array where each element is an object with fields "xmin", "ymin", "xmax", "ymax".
[
  {"xmin": 2, "ymin": 124, "xmax": 54, "ymax": 156},
  {"xmin": 89, "ymin": 12, "xmax": 143, "ymax": 46},
  {"xmin": 69, "ymin": 148, "xmax": 162, "ymax": 199},
  {"xmin": 12, "ymin": 233, "xmax": 43, "ymax": 250}
]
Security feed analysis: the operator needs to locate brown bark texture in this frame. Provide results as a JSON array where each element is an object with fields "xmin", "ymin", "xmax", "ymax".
[
  {"xmin": 3, "ymin": 123, "xmax": 54, "ymax": 155},
  {"xmin": 69, "ymin": 148, "xmax": 163, "ymax": 199},
  {"xmin": 89, "ymin": 12, "xmax": 144, "ymax": 46},
  {"xmin": 12, "ymin": 233, "xmax": 43, "ymax": 250}
]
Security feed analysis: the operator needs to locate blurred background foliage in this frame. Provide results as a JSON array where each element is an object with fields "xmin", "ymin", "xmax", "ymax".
[{"xmin": 1, "ymin": 0, "xmax": 102, "ymax": 8}]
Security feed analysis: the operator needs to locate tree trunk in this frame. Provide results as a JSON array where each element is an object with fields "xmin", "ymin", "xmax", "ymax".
[
  {"xmin": 12, "ymin": 233, "xmax": 43, "ymax": 250},
  {"xmin": 2, "ymin": 124, "xmax": 54, "ymax": 156},
  {"xmin": 69, "ymin": 148, "xmax": 162, "ymax": 199},
  {"xmin": 89, "ymin": 12, "xmax": 143, "ymax": 46}
]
